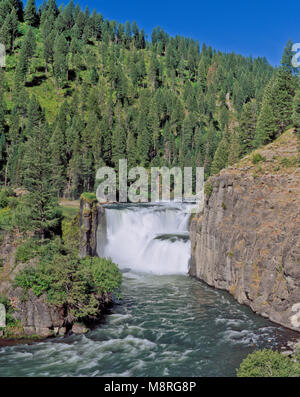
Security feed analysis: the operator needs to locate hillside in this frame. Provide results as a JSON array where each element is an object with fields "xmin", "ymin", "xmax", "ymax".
[
  {"xmin": 190, "ymin": 129, "xmax": 300, "ymax": 331},
  {"xmin": 0, "ymin": 0, "xmax": 277, "ymax": 200}
]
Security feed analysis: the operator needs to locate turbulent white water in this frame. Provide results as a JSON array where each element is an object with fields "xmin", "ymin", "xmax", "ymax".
[{"xmin": 97, "ymin": 203, "xmax": 193, "ymax": 275}]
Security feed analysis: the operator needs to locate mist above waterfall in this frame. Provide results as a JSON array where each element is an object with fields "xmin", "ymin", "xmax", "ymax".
[{"xmin": 97, "ymin": 203, "xmax": 193, "ymax": 275}]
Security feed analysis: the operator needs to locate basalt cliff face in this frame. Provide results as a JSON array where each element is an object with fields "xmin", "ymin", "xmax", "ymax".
[
  {"xmin": 190, "ymin": 130, "xmax": 300, "ymax": 331},
  {"xmin": 79, "ymin": 196, "xmax": 104, "ymax": 258}
]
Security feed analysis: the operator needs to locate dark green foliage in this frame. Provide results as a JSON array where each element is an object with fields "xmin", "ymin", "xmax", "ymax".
[
  {"xmin": 0, "ymin": 9, "xmax": 18, "ymax": 53},
  {"xmin": 211, "ymin": 129, "xmax": 231, "ymax": 175},
  {"xmin": 112, "ymin": 122, "xmax": 126, "ymax": 167},
  {"xmin": 280, "ymin": 157, "xmax": 298, "ymax": 168},
  {"xmin": 292, "ymin": 89, "xmax": 300, "ymax": 156},
  {"xmin": 238, "ymin": 101, "xmax": 258, "ymax": 156},
  {"xmin": 0, "ymin": 188, "xmax": 16, "ymax": 230},
  {"xmin": 22, "ymin": 96, "xmax": 62, "ymax": 239},
  {"xmin": 204, "ymin": 181, "xmax": 213, "ymax": 198},
  {"xmin": 62, "ymin": 212, "xmax": 80, "ymax": 254},
  {"xmin": 255, "ymin": 41, "xmax": 297, "ymax": 148},
  {"xmin": 272, "ymin": 67, "xmax": 295, "ymax": 133},
  {"xmin": 80, "ymin": 192, "xmax": 97, "ymax": 202},
  {"xmin": 0, "ymin": 1, "xmax": 295, "ymax": 198},
  {"xmin": 53, "ymin": 34, "xmax": 69, "ymax": 87},
  {"xmin": 237, "ymin": 349, "xmax": 300, "ymax": 377},
  {"xmin": 15, "ymin": 238, "xmax": 41, "ymax": 263},
  {"xmin": 24, "ymin": 0, "xmax": 38, "ymax": 27},
  {"xmin": 16, "ymin": 27, "xmax": 36, "ymax": 81},
  {"xmin": 15, "ymin": 239, "xmax": 122, "ymax": 323},
  {"xmin": 252, "ymin": 153, "xmax": 266, "ymax": 164},
  {"xmin": 0, "ymin": 187, "xmax": 14, "ymax": 209},
  {"xmin": 254, "ymin": 79, "xmax": 278, "ymax": 147}
]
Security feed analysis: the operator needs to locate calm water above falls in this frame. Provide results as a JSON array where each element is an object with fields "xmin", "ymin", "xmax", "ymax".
[{"xmin": 0, "ymin": 204, "xmax": 296, "ymax": 377}]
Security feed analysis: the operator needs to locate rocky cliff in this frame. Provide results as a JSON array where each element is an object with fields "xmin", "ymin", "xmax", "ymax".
[
  {"xmin": 0, "ymin": 195, "xmax": 104, "ymax": 339},
  {"xmin": 79, "ymin": 194, "xmax": 104, "ymax": 258},
  {"xmin": 0, "ymin": 233, "xmax": 66, "ymax": 338},
  {"xmin": 190, "ymin": 130, "xmax": 300, "ymax": 331}
]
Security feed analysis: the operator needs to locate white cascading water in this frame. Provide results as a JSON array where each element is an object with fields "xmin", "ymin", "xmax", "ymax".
[{"xmin": 97, "ymin": 203, "xmax": 193, "ymax": 275}]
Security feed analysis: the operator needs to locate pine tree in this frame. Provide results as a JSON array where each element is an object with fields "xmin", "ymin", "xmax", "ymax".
[
  {"xmin": 44, "ymin": 30, "xmax": 55, "ymax": 72},
  {"xmin": 47, "ymin": 0, "xmax": 58, "ymax": 18},
  {"xmin": 272, "ymin": 67, "xmax": 295, "ymax": 133},
  {"xmin": 7, "ymin": 106, "xmax": 22, "ymax": 186},
  {"xmin": 9, "ymin": 0, "xmax": 23, "ymax": 21},
  {"xmin": 238, "ymin": 100, "xmax": 257, "ymax": 156},
  {"xmin": 261, "ymin": 41, "xmax": 296, "ymax": 136},
  {"xmin": 50, "ymin": 113, "xmax": 68, "ymax": 197},
  {"xmin": 54, "ymin": 34, "xmax": 69, "ymax": 87},
  {"xmin": 137, "ymin": 124, "xmax": 151, "ymax": 166},
  {"xmin": 63, "ymin": 0, "xmax": 75, "ymax": 30},
  {"xmin": 254, "ymin": 78, "xmax": 277, "ymax": 147},
  {"xmin": 228, "ymin": 133, "xmax": 240, "ymax": 166},
  {"xmin": 0, "ymin": 10, "xmax": 18, "ymax": 53},
  {"xmin": 0, "ymin": 97, "xmax": 6, "ymax": 183},
  {"xmin": 127, "ymin": 130, "xmax": 137, "ymax": 169},
  {"xmin": 0, "ymin": 132, "xmax": 6, "ymax": 182},
  {"xmin": 0, "ymin": 97, "xmax": 5, "ymax": 136},
  {"xmin": 17, "ymin": 28, "xmax": 36, "ymax": 79},
  {"xmin": 22, "ymin": 97, "xmax": 61, "ymax": 238},
  {"xmin": 203, "ymin": 123, "xmax": 219, "ymax": 177},
  {"xmin": 0, "ymin": 1, "xmax": 12, "ymax": 22},
  {"xmin": 0, "ymin": 131, "xmax": 5, "ymax": 155},
  {"xmin": 281, "ymin": 39, "xmax": 296, "ymax": 74},
  {"xmin": 255, "ymin": 101, "xmax": 277, "ymax": 147},
  {"xmin": 112, "ymin": 122, "xmax": 127, "ymax": 168},
  {"xmin": 24, "ymin": 0, "xmax": 38, "ymax": 27},
  {"xmin": 211, "ymin": 128, "xmax": 230, "ymax": 175},
  {"xmin": 292, "ymin": 89, "xmax": 300, "ymax": 154}
]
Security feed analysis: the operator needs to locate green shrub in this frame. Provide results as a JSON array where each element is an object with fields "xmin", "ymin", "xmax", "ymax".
[
  {"xmin": 252, "ymin": 153, "xmax": 266, "ymax": 165},
  {"xmin": 62, "ymin": 215, "xmax": 80, "ymax": 255},
  {"xmin": 80, "ymin": 256, "xmax": 122, "ymax": 297},
  {"xmin": 14, "ymin": 241, "xmax": 122, "ymax": 323},
  {"xmin": 0, "ymin": 191, "xmax": 9, "ymax": 209},
  {"xmin": 0, "ymin": 188, "xmax": 14, "ymax": 209},
  {"xmin": 15, "ymin": 239, "xmax": 40, "ymax": 263},
  {"xmin": 0, "ymin": 295, "xmax": 16, "ymax": 329},
  {"xmin": 61, "ymin": 206, "xmax": 79, "ymax": 219},
  {"xmin": 204, "ymin": 182, "xmax": 213, "ymax": 198},
  {"xmin": 237, "ymin": 349, "xmax": 300, "ymax": 377},
  {"xmin": 80, "ymin": 192, "xmax": 97, "ymax": 203},
  {"xmin": 280, "ymin": 157, "xmax": 298, "ymax": 168},
  {"xmin": 0, "ymin": 207, "xmax": 13, "ymax": 231}
]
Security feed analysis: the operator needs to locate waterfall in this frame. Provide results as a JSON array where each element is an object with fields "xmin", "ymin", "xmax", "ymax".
[{"xmin": 97, "ymin": 203, "xmax": 193, "ymax": 275}]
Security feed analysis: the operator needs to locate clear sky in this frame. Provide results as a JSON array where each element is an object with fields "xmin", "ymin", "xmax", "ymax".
[{"xmin": 36, "ymin": 0, "xmax": 300, "ymax": 66}]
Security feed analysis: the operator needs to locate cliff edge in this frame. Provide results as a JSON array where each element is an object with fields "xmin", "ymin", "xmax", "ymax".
[{"xmin": 190, "ymin": 130, "xmax": 300, "ymax": 331}]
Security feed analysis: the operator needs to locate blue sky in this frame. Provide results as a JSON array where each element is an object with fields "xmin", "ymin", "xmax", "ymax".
[{"xmin": 35, "ymin": 0, "xmax": 300, "ymax": 66}]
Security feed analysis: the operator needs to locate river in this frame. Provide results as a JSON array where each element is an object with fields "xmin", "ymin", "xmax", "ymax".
[{"xmin": 0, "ymin": 203, "xmax": 296, "ymax": 377}]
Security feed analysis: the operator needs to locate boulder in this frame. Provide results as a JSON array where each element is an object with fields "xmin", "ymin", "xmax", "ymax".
[{"xmin": 72, "ymin": 323, "xmax": 88, "ymax": 335}]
